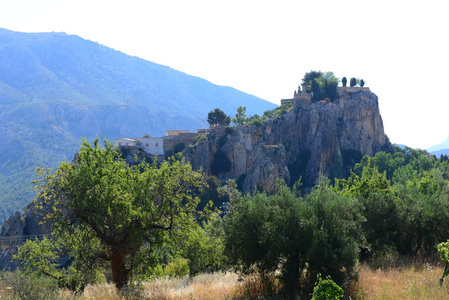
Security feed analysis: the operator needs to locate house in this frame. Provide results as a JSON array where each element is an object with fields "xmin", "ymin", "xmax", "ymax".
[
  {"xmin": 114, "ymin": 138, "xmax": 137, "ymax": 147},
  {"xmin": 134, "ymin": 137, "xmax": 164, "ymax": 156}
]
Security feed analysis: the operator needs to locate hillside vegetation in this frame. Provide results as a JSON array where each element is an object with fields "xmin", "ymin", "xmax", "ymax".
[
  {"xmin": 6, "ymin": 140, "xmax": 449, "ymax": 299},
  {"xmin": 0, "ymin": 28, "xmax": 276, "ymax": 222}
]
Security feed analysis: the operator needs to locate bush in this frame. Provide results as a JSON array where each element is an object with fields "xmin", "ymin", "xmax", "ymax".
[
  {"xmin": 311, "ymin": 274, "xmax": 344, "ymax": 300},
  {"xmin": 173, "ymin": 142, "xmax": 185, "ymax": 154},
  {"xmin": 223, "ymin": 180, "xmax": 363, "ymax": 294},
  {"xmin": 0, "ymin": 271, "xmax": 59, "ymax": 300}
]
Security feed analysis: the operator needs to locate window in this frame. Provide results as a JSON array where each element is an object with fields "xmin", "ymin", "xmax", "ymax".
[
  {"xmin": 146, "ymin": 143, "xmax": 149, "ymax": 147},
  {"xmin": 155, "ymin": 143, "xmax": 159, "ymax": 147}
]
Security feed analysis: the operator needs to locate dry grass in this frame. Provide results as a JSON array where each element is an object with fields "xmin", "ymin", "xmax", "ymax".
[
  {"xmin": 6, "ymin": 265, "xmax": 449, "ymax": 299},
  {"xmin": 61, "ymin": 272, "xmax": 244, "ymax": 300},
  {"xmin": 352, "ymin": 264, "xmax": 449, "ymax": 299}
]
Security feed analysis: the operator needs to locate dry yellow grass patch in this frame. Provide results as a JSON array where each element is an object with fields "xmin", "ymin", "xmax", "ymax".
[
  {"xmin": 64, "ymin": 273, "xmax": 243, "ymax": 300},
  {"xmin": 354, "ymin": 264, "xmax": 449, "ymax": 299}
]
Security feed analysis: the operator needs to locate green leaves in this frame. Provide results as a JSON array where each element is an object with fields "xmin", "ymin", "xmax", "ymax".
[{"xmin": 31, "ymin": 138, "xmax": 206, "ymax": 289}]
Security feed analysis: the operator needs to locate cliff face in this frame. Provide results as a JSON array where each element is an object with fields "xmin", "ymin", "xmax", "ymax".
[
  {"xmin": 0, "ymin": 201, "xmax": 50, "ymax": 270},
  {"xmin": 184, "ymin": 89, "xmax": 390, "ymax": 192}
]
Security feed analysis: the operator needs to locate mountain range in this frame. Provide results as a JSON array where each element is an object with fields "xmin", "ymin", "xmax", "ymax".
[
  {"xmin": 0, "ymin": 28, "xmax": 276, "ymax": 223},
  {"xmin": 428, "ymin": 136, "xmax": 449, "ymax": 157}
]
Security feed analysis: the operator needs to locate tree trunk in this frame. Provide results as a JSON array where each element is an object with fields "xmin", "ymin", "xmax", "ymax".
[
  {"xmin": 110, "ymin": 247, "xmax": 129, "ymax": 290},
  {"xmin": 282, "ymin": 252, "xmax": 301, "ymax": 297}
]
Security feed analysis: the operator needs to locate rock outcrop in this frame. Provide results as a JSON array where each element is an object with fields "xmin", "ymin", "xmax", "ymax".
[
  {"xmin": 0, "ymin": 201, "xmax": 50, "ymax": 270},
  {"xmin": 184, "ymin": 88, "xmax": 390, "ymax": 192}
]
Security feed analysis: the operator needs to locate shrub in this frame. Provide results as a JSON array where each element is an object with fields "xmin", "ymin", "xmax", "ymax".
[
  {"xmin": 173, "ymin": 142, "xmax": 185, "ymax": 154},
  {"xmin": 225, "ymin": 126, "xmax": 234, "ymax": 135},
  {"xmin": 311, "ymin": 274, "xmax": 344, "ymax": 300},
  {"xmin": 0, "ymin": 271, "xmax": 59, "ymax": 300}
]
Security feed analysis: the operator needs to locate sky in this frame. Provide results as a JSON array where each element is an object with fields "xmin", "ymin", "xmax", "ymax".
[{"xmin": 1, "ymin": 0, "xmax": 448, "ymax": 149}]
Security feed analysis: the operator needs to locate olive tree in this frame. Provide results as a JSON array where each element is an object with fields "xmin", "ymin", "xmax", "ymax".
[{"xmin": 32, "ymin": 139, "xmax": 205, "ymax": 289}]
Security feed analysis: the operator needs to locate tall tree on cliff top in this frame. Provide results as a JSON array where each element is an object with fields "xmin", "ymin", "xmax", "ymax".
[
  {"xmin": 232, "ymin": 106, "xmax": 248, "ymax": 126},
  {"xmin": 302, "ymin": 71, "xmax": 339, "ymax": 102},
  {"xmin": 32, "ymin": 139, "xmax": 205, "ymax": 289},
  {"xmin": 208, "ymin": 108, "xmax": 231, "ymax": 126}
]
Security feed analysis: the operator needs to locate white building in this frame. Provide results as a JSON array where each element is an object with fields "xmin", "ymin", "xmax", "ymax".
[
  {"xmin": 135, "ymin": 137, "xmax": 164, "ymax": 156},
  {"xmin": 114, "ymin": 138, "xmax": 137, "ymax": 147}
]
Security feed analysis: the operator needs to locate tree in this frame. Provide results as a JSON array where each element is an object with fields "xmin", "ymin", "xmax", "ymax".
[
  {"xmin": 342, "ymin": 77, "xmax": 347, "ymax": 87},
  {"xmin": 302, "ymin": 71, "xmax": 339, "ymax": 102},
  {"xmin": 360, "ymin": 79, "xmax": 365, "ymax": 87},
  {"xmin": 302, "ymin": 71, "xmax": 323, "ymax": 88},
  {"xmin": 32, "ymin": 139, "xmax": 205, "ymax": 289},
  {"xmin": 232, "ymin": 106, "xmax": 247, "ymax": 126},
  {"xmin": 350, "ymin": 77, "xmax": 357, "ymax": 87},
  {"xmin": 207, "ymin": 108, "xmax": 231, "ymax": 126},
  {"xmin": 14, "ymin": 229, "xmax": 104, "ymax": 294},
  {"xmin": 223, "ymin": 179, "xmax": 363, "ymax": 295}
]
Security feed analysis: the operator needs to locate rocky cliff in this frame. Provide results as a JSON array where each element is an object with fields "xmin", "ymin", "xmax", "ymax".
[{"xmin": 184, "ymin": 88, "xmax": 391, "ymax": 193}]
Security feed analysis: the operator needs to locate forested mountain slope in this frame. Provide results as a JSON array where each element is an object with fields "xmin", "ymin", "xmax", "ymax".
[{"xmin": 0, "ymin": 28, "xmax": 276, "ymax": 222}]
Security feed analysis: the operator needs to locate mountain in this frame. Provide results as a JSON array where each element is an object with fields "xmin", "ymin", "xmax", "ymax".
[
  {"xmin": 428, "ymin": 135, "xmax": 449, "ymax": 153},
  {"xmin": 0, "ymin": 28, "xmax": 276, "ymax": 222},
  {"xmin": 430, "ymin": 149, "xmax": 449, "ymax": 157}
]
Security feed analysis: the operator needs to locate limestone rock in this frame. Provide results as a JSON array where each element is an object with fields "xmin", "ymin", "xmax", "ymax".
[{"xmin": 183, "ymin": 89, "xmax": 390, "ymax": 191}]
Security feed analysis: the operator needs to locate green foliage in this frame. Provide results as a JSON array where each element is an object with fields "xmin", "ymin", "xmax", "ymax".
[
  {"xmin": 173, "ymin": 142, "xmax": 186, "ymax": 154},
  {"xmin": 211, "ymin": 150, "xmax": 232, "ymax": 176},
  {"xmin": 14, "ymin": 232, "xmax": 104, "ymax": 293},
  {"xmin": 302, "ymin": 71, "xmax": 339, "ymax": 102},
  {"xmin": 198, "ymin": 176, "xmax": 228, "ymax": 211},
  {"xmin": 232, "ymin": 106, "xmax": 248, "ymax": 126},
  {"xmin": 350, "ymin": 77, "xmax": 357, "ymax": 87},
  {"xmin": 337, "ymin": 167, "xmax": 398, "ymax": 255},
  {"xmin": 346, "ymin": 147, "xmax": 449, "ymax": 257},
  {"xmin": 32, "ymin": 138, "xmax": 206, "ymax": 290},
  {"xmin": 207, "ymin": 108, "xmax": 231, "ymax": 126},
  {"xmin": 225, "ymin": 126, "xmax": 234, "ymax": 135},
  {"xmin": 438, "ymin": 240, "xmax": 449, "ymax": 279},
  {"xmin": 311, "ymin": 274, "xmax": 344, "ymax": 300},
  {"xmin": 177, "ymin": 218, "xmax": 226, "ymax": 277},
  {"xmin": 305, "ymin": 180, "xmax": 365, "ymax": 285},
  {"xmin": 248, "ymin": 117, "xmax": 263, "ymax": 126},
  {"xmin": 223, "ymin": 180, "xmax": 363, "ymax": 293},
  {"xmin": 342, "ymin": 77, "xmax": 347, "ymax": 87},
  {"xmin": 0, "ymin": 270, "xmax": 59, "ymax": 300}
]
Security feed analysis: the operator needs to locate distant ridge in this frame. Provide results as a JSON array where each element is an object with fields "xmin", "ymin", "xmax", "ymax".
[
  {"xmin": 0, "ymin": 28, "xmax": 277, "ymax": 222},
  {"xmin": 430, "ymin": 149, "xmax": 449, "ymax": 157},
  {"xmin": 428, "ymin": 135, "xmax": 449, "ymax": 153}
]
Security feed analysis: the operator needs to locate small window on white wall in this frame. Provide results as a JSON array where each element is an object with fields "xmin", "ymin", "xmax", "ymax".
[
  {"xmin": 155, "ymin": 143, "xmax": 159, "ymax": 147},
  {"xmin": 146, "ymin": 143, "xmax": 149, "ymax": 147}
]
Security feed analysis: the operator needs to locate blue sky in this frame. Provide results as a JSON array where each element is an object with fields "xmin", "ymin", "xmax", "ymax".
[{"xmin": 1, "ymin": 0, "xmax": 448, "ymax": 149}]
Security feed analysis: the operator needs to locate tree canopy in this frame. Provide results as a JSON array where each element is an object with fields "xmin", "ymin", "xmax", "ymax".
[
  {"xmin": 302, "ymin": 71, "xmax": 339, "ymax": 102},
  {"xmin": 207, "ymin": 108, "xmax": 231, "ymax": 126},
  {"xmin": 232, "ymin": 106, "xmax": 247, "ymax": 126},
  {"xmin": 31, "ymin": 139, "xmax": 206, "ymax": 289}
]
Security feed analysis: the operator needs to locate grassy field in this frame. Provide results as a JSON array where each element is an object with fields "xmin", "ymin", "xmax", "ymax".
[
  {"xmin": 2, "ymin": 264, "xmax": 449, "ymax": 299},
  {"xmin": 351, "ymin": 264, "xmax": 449, "ymax": 299}
]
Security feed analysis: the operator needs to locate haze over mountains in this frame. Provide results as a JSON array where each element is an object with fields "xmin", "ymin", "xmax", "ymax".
[{"xmin": 0, "ymin": 28, "xmax": 276, "ymax": 222}]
